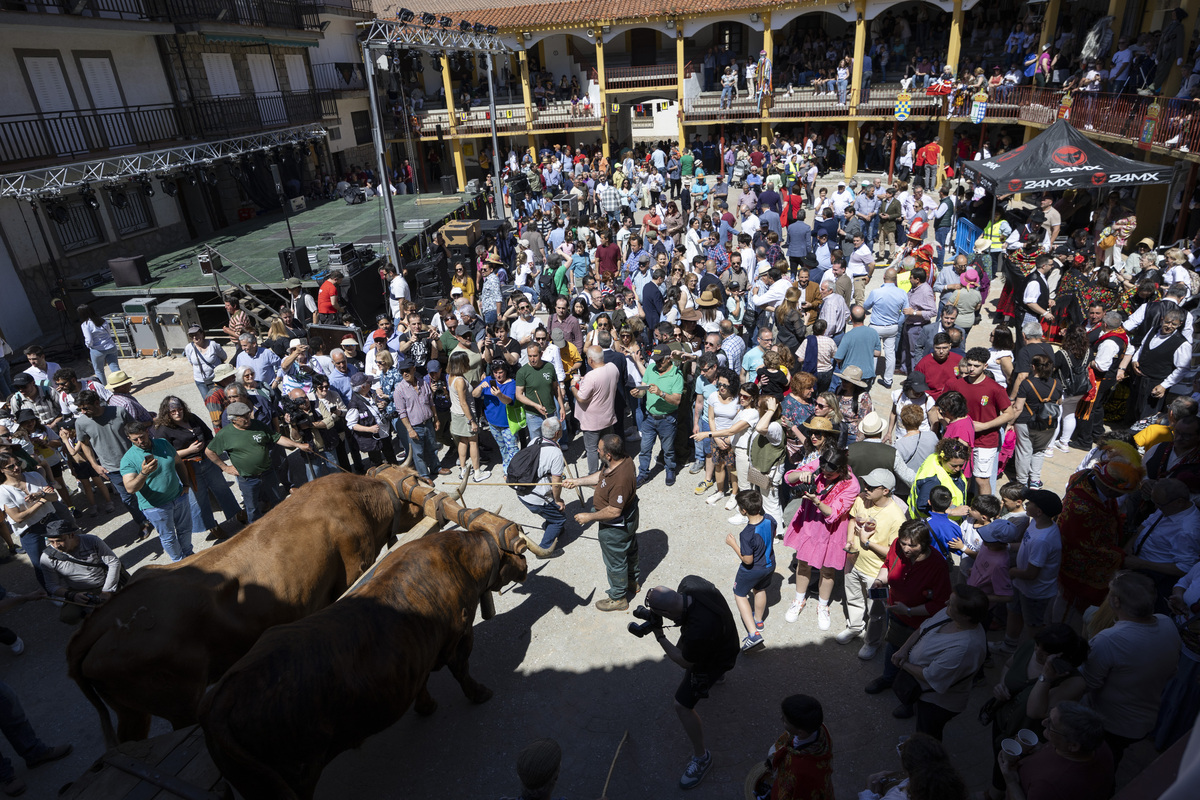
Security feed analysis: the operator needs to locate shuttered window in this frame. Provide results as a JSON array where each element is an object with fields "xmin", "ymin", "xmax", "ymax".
[
  {"xmin": 202, "ymin": 52, "xmax": 240, "ymax": 97},
  {"xmin": 284, "ymin": 54, "xmax": 309, "ymax": 93},
  {"xmin": 24, "ymin": 56, "xmax": 74, "ymax": 113}
]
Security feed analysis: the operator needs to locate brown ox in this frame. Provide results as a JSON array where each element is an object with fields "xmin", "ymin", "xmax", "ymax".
[
  {"xmin": 67, "ymin": 459, "xmax": 469, "ymax": 746},
  {"xmin": 197, "ymin": 506, "xmax": 528, "ymax": 800}
]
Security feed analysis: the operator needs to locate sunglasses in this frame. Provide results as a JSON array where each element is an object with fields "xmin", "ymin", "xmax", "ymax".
[
  {"xmin": 815, "ymin": 402, "xmax": 829, "ymax": 409},
  {"xmin": 717, "ymin": 382, "xmax": 732, "ymax": 389}
]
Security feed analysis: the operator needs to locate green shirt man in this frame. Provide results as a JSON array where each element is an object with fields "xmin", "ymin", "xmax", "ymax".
[{"xmin": 639, "ymin": 359, "xmax": 684, "ymax": 416}]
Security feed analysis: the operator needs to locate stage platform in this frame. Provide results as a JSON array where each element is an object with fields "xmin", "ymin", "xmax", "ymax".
[{"xmin": 91, "ymin": 191, "xmax": 480, "ymax": 297}]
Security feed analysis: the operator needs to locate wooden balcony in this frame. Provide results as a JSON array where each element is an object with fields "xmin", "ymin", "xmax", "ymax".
[
  {"xmin": 590, "ymin": 64, "xmax": 677, "ymax": 92},
  {"xmin": 0, "ymin": 103, "xmax": 184, "ymax": 169}
]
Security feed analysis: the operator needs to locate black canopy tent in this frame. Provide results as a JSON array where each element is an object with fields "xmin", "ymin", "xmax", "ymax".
[{"xmin": 961, "ymin": 119, "xmax": 1174, "ymax": 193}]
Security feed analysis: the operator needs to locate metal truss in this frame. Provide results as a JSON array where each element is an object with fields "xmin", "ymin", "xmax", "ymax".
[
  {"xmin": 0, "ymin": 124, "xmax": 327, "ymax": 200},
  {"xmin": 357, "ymin": 19, "xmax": 510, "ymax": 54}
]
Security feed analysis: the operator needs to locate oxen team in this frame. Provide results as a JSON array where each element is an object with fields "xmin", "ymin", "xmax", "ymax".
[{"xmin": 66, "ymin": 454, "xmax": 528, "ymax": 800}]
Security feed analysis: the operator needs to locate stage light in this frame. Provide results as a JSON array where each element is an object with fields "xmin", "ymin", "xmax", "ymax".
[
  {"xmin": 420, "ymin": 12, "xmax": 435, "ymax": 25},
  {"xmin": 397, "ymin": 8, "xmax": 414, "ymax": 23},
  {"xmin": 109, "ymin": 190, "xmax": 128, "ymax": 210},
  {"xmin": 432, "ymin": 53, "xmax": 444, "ymax": 71},
  {"xmin": 160, "ymin": 177, "xmax": 178, "ymax": 197},
  {"xmin": 138, "ymin": 176, "xmax": 154, "ymax": 197},
  {"xmin": 439, "ymin": 16, "xmax": 452, "ymax": 27},
  {"xmin": 458, "ymin": 20, "xmax": 470, "ymax": 32},
  {"xmin": 49, "ymin": 202, "xmax": 70, "ymax": 224},
  {"xmin": 79, "ymin": 183, "xmax": 99, "ymax": 210},
  {"xmin": 473, "ymin": 22, "xmax": 484, "ymax": 34},
  {"xmin": 486, "ymin": 25, "xmax": 498, "ymax": 35}
]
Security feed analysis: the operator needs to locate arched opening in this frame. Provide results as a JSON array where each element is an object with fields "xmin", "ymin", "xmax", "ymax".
[{"xmin": 685, "ymin": 20, "xmax": 757, "ymax": 92}]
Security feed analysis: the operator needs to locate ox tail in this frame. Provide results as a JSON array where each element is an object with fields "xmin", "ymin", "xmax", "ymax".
[
  {"xmin": 199, "ymin": 695, "xmax": 301, "ymax": 800},
  {"xmin": 66, "ymin": 632, "xmax": 119, "ymax": 749}
]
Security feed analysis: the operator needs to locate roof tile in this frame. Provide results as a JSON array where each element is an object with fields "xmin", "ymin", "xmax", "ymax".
[{"xmin": 376, "ymin": 0, "xmax": 772, "ymax": 31}]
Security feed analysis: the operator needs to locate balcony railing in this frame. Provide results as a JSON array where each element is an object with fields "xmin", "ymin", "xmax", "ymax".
[
  {"xmin": 590, "ymin": 64, "xmax": 678, "ymax": 90},
  {"xmin": 302, "ymin": 0, "xmax": 370, "ymax": 14},
  {"xmin": 0, "ymin": 103, "xmax": 184, "ymax": 168},
  {"xmin": 144, "ymin": 0, "xmax": 320, "ymax": 30},
  {"xmin": 312, "ymin": 61, "xmax": 366, "ymax": 93},
  {"xmin": 187, "ymin": 91, "xmax": 321, "ymax": 137},
  {"xmin": 0, "ymin": 0, "xmax": 148, "ymax": 19}
]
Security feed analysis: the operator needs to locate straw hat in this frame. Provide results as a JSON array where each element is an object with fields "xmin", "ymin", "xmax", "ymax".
[
  {"xmin": 834, "ymin": 365, "xmax": 868, "ymax": 388},
  {"xmin": 697, "ymin": 290, "xmax": 721, "ymax": 308},
  {"xmin": 802, "ymin": 416, "xmax": 835, "ymax": 435},
  {"xmin": 107, "ymin": 370, "xmax": 133, "ymax": 389}
]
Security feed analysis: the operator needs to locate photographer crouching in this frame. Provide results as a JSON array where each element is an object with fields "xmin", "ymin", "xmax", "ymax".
[{"xmin": 633, "ymin": 577, "xmax": 740, "ymax": 790}]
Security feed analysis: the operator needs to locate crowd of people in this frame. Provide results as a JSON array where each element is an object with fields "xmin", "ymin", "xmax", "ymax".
[{"xmin": 6, "ymin": 122, "xmax": 1200, "ymax": 800}]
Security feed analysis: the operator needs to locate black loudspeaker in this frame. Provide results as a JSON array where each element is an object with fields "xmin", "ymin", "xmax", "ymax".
[
  {"xmin": 346, "ymin": 263, "xmax": 384, "ymax": 324},
  {"xmin": 410, "ymin": 253, "xmax": 448, "ymax": 299},
  {"xmin": 343, "ymin": 188, "xmax": 366, "ymax": 205},
  {"xmin": 278, "ymin": 246, "xmax": 309, "ymax": 279},
  {"xmin": 109, "ymin": 256, "xmax": 151, "ymax": 287},
  {"xmin": 441, "ymin": 175, "xmax": 457, "ymax": 195},
  {"xmin": 446, "ymin": 244, "xmax": 472, "ymax": 262}
]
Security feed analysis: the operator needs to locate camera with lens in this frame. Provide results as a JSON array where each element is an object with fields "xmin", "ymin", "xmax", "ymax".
[
  {"xmin": 627, "ymin": 605, "xmax": 662, "ymax": 638},
  {"xmin": 281, "ymin": 396, "xmax": 313, "ymax": 428}
]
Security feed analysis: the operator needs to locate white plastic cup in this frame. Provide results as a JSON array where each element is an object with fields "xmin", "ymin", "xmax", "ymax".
[
  {"xmin": 1017, "ymin": 729, "xmax": 1039, "ymax": 749},
  {"xmin": 1001, "ymin": 738, "xmax": 1023, "ymax": 757}
]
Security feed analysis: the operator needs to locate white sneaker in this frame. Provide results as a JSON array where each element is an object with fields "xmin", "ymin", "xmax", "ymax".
[
  {"xmin": 817, "ymin": 604, "xmax": 831, "ymax": 631},
  {"xmin": 728, "ymin": 513, "xmax": 748, "ymax": 526},
  {"xmin": 784, "ymin": 598, "xmax": 806, "ymax": 623},
  {"xmin": 834, "ymin": 628, "xmax": 861, "ymax": 645},
  {"xmin": 858, "ymin": 642, "xmax": 880, "ymax": 660},
  {"xmin": 1043, "ymin": 447, "xmax": 1054, "ymax": 459},
  {"xmin": 1054, "ymin": 440, "xmax": 1071, "ymax": 453},
  {"xmin": 473, "ymin": 468, "xmax": 492, "ymax": 482},
  {"xmin": 705, "ymin": 490, "xmax": 726, "ymax": 505},
  {"xmin": 724, "ymin": 495, "xmax": 739, "ymax": 511},
  {"xmin": 10, "ymin": 637, "xmax": 24, "ymax": 656}
]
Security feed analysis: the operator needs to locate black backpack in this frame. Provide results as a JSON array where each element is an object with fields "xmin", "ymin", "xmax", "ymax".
[
  {"xmin": 1058, "ymin": 349, "xmax": 1089, "ymax": 396},
  {"xmin": 506, "ymin": 437, "xmax": 556, "ymax": 496},
  {"xmin": 537, "ymin": 268, "xmax": 557, "ymax": 306}
]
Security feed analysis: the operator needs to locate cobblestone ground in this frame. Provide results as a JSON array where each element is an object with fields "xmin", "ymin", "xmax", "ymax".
[{"xmin": 5, "ymin": 177, "xmax": 1158, "ymax": 798}]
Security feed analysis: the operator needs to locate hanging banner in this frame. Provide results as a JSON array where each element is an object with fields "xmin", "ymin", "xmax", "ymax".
[
  {"xmin": 1056, "ymin": 92, "xmax": 1073, "ymax": 120},
  {"xmin": 894, "ymin": 92, "xmax": 911, "ymax": 121},
  {"xmin": 970, "ymin": 91, "xmax": 988, "ymax": 124},
  {"xmin": 611, "ymin": 102, "xmax": 619, "ymax": 114},
  {"xmin": 1139, "ymin": 100, "xmax": 1160, "ymax": 151}
]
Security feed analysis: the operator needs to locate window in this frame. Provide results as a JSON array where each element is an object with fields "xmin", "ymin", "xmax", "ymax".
[
  {"xmin": 718, "ymin": 23, "xmax": 744, "ymax": 56},
  {"xmin": 351, "ymin": 110, "xmax": 372, "ymax": 146},
  {"xmin": 54, "ymin": 198, "xmax": 105, "ymax": 252},
  {"xmin": 284, "ymin": 54, "xmax": 309, "ymax": 93},
  {"xmin": 202, "ymin": 52, "xmax": 240, "ymax": 97},
  {"xmin": 328, "ymin": 126, "xmax": 342, "ymax": 141},
  {"xmin": 111, "ymin": 190, "xmax": 154, "ymax": 236}
]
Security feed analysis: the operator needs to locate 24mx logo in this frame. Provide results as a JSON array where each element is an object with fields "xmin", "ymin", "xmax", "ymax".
[{"xmin": 1051, "ymin": 146, "xmax": 1087, "ymax": 167}]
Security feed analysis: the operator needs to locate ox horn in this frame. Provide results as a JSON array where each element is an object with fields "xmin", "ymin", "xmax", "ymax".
[
  {"xmin": 446, "ymin": 467, "xmax": 470, "ymax": 502},
  {"xmin": 400, "ymin": 445, "xmax": 414, "ymax": 470}
]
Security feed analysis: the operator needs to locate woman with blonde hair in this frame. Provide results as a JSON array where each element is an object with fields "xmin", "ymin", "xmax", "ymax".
[{"xmin": 447, "ymin": 351, "xmax": 488, "ymax": 482}]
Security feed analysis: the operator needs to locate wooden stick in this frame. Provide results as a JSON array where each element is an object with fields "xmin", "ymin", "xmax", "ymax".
[
  {"xmin": 601, "ymin": 730, "xmax": 629, "ymax": 799},
  {"xmin": 447, "ymin": 481, "xmax": 552, "ymax": 487},
  {"xmin": 566, "ymin": 462, "xmax": 586, "ymax": 505},
  {"xmin": 32, "ymin": 594, "xmax": 101, "ymax": 609}
]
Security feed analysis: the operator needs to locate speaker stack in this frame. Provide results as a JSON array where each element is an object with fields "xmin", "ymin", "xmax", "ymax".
[
  {"xmin": 410, "ymin": 253, "xmax": 448, "ymax": 318},
  {"xmin": 278, "ymin": 246, "xmax": 310, "ymax": 279}
]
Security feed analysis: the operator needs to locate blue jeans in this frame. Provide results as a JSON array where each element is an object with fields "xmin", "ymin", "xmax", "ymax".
[
  {"xmin": 721, "ymin": 86, "xmax": 734, "ymax": 108},
  {"xmin": 519, "ymin": 496, "xmax": 566, "ymax": 548},
  {"xmin": 18, "ymin": 520, "xmax": 48, "ymax": 591},
  {"xmin": 638, "ymin": 412, "xmax": 677, "ymax": 477},
  {"xmin": 935, "ymin": 226, "xmax": 952, "ymax": 266},
  {"xmin": 142, "ymin": 493, "xmax": 194, "ymax": 562},
  {"xmin": 693, "ymin": 414, "xmax": 711, "ymax": 464},
  {"xmin": 398, "ymin": 419, "xmax": 439, "ymax": 478},
  {"xmin": 236, "ymin": 469, "xmax": 282, "ymax": 523},
  {"xmin": 0, "ymin": 359, "xmax": 14, "ymax": 401},
  {"xmin": 837, "ymin": 78, "xmax": 848, "ymax": 104},
  {"xmin": 0, "ymin": 679, "xmax": 55, "ymax": 782},
  {"xmin": 524, "ymin": 401, "xmax": 557, "ymax": 442},
  {"xmin": 106, "ymin": 470, "xmax": 148, "ymax": 528},
  {"xmin": 489, "ymin": 423, "xmax": 520, "ymax": 471},
  {"xmin": 88, "ymin": 346, "xmax": 119, "ymax": 385},
  {"xmin": 188, "ymin": 457, "xmax": 241, "ymax": 531}
]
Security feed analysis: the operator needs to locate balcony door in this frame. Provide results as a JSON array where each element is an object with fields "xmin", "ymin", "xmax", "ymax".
[
  {"xmin": 21, "ymin": 54, "xmax": 84, "ymax": 157},
  {"xmin": 78, "ymin": 56, "xmax": 132, "ymax": 148},
  {"xmin": 247, "ymin": 53, "xmax": 286, "ymax": 126}
]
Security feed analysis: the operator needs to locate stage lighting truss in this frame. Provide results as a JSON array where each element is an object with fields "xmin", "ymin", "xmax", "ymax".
[
  {"xmin": 0, "ymin": 124, "xmax": 326, "ymax": 200},
  {"xmin": 359, "ymin": 18, "xmax": 510, "ymax": 56}
]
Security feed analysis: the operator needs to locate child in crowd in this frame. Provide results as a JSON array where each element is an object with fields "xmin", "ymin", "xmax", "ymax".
[
  {"xmin": 925, "ymin": 485, "xmax": 960, "ymax": 559},
  {"xmin": 727, "ymin": 489, "xmax": 776, "ymax": 652},
  {"xmin": 997, "ymin": 482, "xmax": 1030, "ymax": 542},
  {"xmin": 966, "ymin": 501, "xmax": 1017, "ymax": 613},
  {"xmin": 997, "ymin": 489, "xmax": 1063, "ymax": 654},
  {"xmin": 753, "ymin": 694, "xmax": 835, "ymax": 800},
  {"xmin": 948, "ymin": 494, "xmax": 1012, "ymax": 578}
]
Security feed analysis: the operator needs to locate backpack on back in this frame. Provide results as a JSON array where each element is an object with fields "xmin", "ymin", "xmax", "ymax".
[
  {"xmin": 1058, "ymin": 349, "xmax": 1089, "ymax": 396},
  {"xmin": 506, "ymin": 438, "xmax": 556, "ymax": 496}
]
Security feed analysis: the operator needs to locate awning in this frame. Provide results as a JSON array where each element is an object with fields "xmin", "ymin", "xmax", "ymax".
[
  {"xmin": 203, "ymin": 33, "xmax": 319, "ymax": 48},
  {"xmin": 961, "ymin": 119, "xmax": 1174, "ymax": 193}
]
